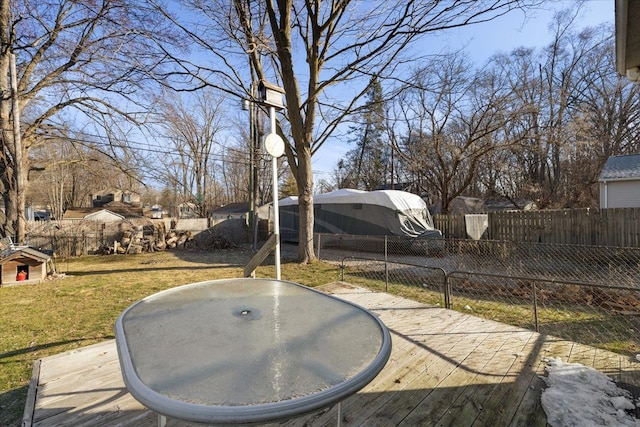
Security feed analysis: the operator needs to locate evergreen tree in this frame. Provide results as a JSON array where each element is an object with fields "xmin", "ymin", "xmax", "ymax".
[{"xmin": 339, "ymin": 77, "xmax": 389, "ymax": 190}]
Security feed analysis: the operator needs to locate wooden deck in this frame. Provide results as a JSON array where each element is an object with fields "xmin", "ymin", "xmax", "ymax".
[{"xmin": 23, "ymin": 282, "xmax": 640, "ymax": 426}]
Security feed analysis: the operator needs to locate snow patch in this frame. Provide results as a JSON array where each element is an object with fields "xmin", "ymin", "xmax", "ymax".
[{"xmin": 541, "ymin": 357, "xmax": 640, "ymax": 427}]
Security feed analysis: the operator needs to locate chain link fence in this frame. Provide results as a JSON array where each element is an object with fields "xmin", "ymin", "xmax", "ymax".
[
  {"xmin": 322, "ymin": 234, "xmax": 640, "ymax": 385},
  {"xmin": 319, "ymin": 234, "xmax": 640, "ymax": 287},
  {"xmin": 338, "ymin": 256, "xmax": 447, "ymax": 307}
]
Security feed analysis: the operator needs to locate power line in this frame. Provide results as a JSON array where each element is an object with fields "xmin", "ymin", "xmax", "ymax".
[{"xmin": 39, "ymin": 134, "xmax": 263, "ymax": 166}]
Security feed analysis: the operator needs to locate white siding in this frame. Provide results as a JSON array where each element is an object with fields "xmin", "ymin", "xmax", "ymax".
[
  {"xmin": 600, "ymin": 179, "xmax": 640, "ymax": 208},
  {"xmin": 84, "ymin": 210, "xmax": 124, "ymax": 222}
]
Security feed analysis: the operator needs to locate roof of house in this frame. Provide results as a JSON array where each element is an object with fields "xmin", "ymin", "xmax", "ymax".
[
  {"xmin": 599, "ymin": 154, "xmax": 640, "ymax": 181},
  {"xmin": 211, "ymin": 202, "xmax": 250, "ymax": 215},
  {"xmin": 484, "ymin": 199, "xmax": 537, "ymax": 212},
  {"xmin": 0, "ymin": 247, "xmax": 51, "ymax": 265},
  {"xmin": 93, "ymin": 188, "xmax": 139, "ymax": 197},
  {"xmin": 83, "ymin": 210, "xmax": 125, "ymax": 222},
  {"xmin": 62, "ymin": 208, "xmax": 97, "ymax": 219},
  {"xmin": 63, "ymin": 203, "xmax": 144, "ymax": 220}
]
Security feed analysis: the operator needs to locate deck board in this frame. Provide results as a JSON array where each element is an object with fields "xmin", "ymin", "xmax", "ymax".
[{"xmin": 24, "ymin": 281, "xmax": 640, "ymax": 426}]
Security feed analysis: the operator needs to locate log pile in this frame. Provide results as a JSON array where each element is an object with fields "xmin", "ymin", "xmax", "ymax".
[
  {"xmin": 98, "ymin": 220, "xmax": 195, "ymax": 254},
  {"xmin": 97, "ymin": 219, "xmax": 238, "ymax": 255}
]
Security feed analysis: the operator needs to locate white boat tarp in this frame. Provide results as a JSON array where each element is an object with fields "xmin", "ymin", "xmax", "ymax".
[{"xmin": 279, "ymin": 189, "xmax": 442, "ymax": 241}]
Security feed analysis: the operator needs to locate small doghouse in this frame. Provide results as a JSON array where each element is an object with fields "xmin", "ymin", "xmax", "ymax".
[{"xmin": 0, "ymin": 247, "xmax": 51, "ymax": 285}]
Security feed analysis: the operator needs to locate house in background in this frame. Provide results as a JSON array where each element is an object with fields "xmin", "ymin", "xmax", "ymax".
[
  {"xmin": 177, "ymin": 202, "xmax": 200, "ymax": 219},
  {"xmin": 92, "ymin": 189, "xmax": 141, "ymax": 208},
  {"xmin": 610, "ymin": 3, "xmax": 640, "ymax": 208},
  {"xmin": 210, "ymin": 203, "xmax": 250, "ymax": 220},
  {"xmin": 599, "ymin": 154, "xmax": 640, "ymax": 208}
]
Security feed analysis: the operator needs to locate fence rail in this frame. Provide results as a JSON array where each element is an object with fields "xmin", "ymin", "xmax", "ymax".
[
  {"xmin": 318, "ymin": 234, "xmax": 640, "ymax": 288},
  {"xmin": 319, "ymin": 233, "xmax": 640, "ymax": 382},
  {"xmin": 433, "ymin": 207, "xmax": 640, "ymax": 247},
  {"xmin": 339, "ymin": 256, "xmax": 640, "ymax": 364}
]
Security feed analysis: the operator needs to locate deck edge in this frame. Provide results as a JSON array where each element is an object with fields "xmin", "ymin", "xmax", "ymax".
[{"xmin": 22, "ymin": 358, "xmax": 41, "ymax": 427}]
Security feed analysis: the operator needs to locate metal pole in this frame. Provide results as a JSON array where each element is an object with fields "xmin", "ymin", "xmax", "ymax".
[
  {"xmin": 532, "ymin": 282, "xmax": 539, "ymax": 332},
  {"xmin": 384, "ymin": 235, "xmax": 389, "ymax": 292},
  {"xmin": 444, "ymin": 275, "xmax": 451, "ymax": 309},
  {"xmin": 270, "ymin": 106, "xmax": 281, "ymax": 280}
]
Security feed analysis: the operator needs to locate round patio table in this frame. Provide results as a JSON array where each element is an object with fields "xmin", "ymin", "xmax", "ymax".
[{"xmin": 114, "ymin": 278, "xmax": 391, "ymax": 426}]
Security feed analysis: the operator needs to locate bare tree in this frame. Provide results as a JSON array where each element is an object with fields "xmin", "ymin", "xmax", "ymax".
[
  {"xmin": 394, "ymin": 53, "xmax": 523, "ymax": 213},
  {"xmin": 151, "ymin": 0, "xmax": 541, "ymax": 262},
  {"xmin": 29, "ymin": 136, "xmax": 143, "ymax": 218},
  {"xmin": 480, "ymin": 10, "xmax": 640, "ymax": 208},
  {"xmin": 0, "ymin": 0, "xmax": 175, "ymax": 241},
  {"xmin": 566, "ymin": 27, "xmax": 640, "ymax": 206},
  {"xmin": 154, "ymin": 89, "xmax": 229, "ymax": 216}
]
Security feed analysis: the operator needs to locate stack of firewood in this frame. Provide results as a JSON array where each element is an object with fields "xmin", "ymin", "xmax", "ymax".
[{"xmin": 99, "ymin": 221, "xmax": 195, "ymax": 254}]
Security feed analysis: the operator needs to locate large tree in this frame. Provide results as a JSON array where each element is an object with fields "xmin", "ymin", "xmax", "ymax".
[
  {"xmin": 478, "ymin": 10, "xmax": 640, "ymax": 208},
  {"xmin": 154, "ymin": 89, "xmax": 229, "ymax": 216},
  {"xmin": 0, "ymin": 0, "xmax": 174, "ymax": 242},
  {"xmin": 394, "ymin": 53, "xmax": 524, "ymax": 213},
  {"xmin": 153, "ymin": 0, "xmax": 541, "ymax": 262},
  {"xmin": 28, "ymin": 134, "xmax": 142, "ymax": 219},
  {"xmin": 385, "ymin": 7, "xmax": 640, "ymax": 211},
  {"xmin": 565, "ymin": 25, "xmax": 640, "ymax": 206}
]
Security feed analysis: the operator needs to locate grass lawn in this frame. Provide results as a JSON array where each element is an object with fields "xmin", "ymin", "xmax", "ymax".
[{"xmin": 0, "ymin": 247, "xmax": 340, "ymax": 427}]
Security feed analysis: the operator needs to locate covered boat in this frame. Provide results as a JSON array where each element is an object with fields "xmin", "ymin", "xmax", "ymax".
[{"xmin": 279, "ymin": 189, "xmax": 442, "ymax": 244}]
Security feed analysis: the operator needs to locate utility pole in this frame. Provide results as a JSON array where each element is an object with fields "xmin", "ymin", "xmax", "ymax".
[
  {"xmin": 245, "ymin": 83, "xmax": 261, "ymax": 251},
  {"xmin": 390, "ymin": 139, "xmax": 395, "ymax": 190}
]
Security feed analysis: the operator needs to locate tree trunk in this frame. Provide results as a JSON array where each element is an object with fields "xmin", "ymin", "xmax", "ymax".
[
  {"xmin": 296, "ymin": 145, "xmax": 315, "ymax": 263},
  {"xmin": 10, "ymin": 53, "xmax": 26, "ymax": 243},
  {"xmin": 0, "ymin": 0, "xmax": 14, "ymax": 239}
]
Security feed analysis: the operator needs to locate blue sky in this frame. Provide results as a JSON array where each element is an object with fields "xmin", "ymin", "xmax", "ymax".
[
  {"xmin": 436, "ymin": 0, "xmax": 614, "ymax": 63},
  {"xmin": 310, "ymin": 0, "xmax": 615, "ymax": 185}
]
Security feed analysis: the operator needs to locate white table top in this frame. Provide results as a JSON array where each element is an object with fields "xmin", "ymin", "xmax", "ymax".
[{"xmin": 114, "ymin": 278, "xmax": 391, "ymax": 424}]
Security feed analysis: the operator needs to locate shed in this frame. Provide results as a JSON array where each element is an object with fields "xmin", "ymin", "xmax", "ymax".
[
  {"xmin": 0, "ymin": 247, "xmax": 51, "ymax": 285},
  {"xmin": 599, "ymin": 154, "xmax": 640, "ymax": 208}
]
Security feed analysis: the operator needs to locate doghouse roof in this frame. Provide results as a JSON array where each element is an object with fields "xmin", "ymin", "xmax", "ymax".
[{"xmin": 0, "ymin": 247, "xmax": 51, "ymax": 265}]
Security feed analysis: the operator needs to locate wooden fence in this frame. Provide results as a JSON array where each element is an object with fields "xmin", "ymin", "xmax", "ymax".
[{"xmin": 433, "ymin": 207, "xmax": 640, "ymax": 247}]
